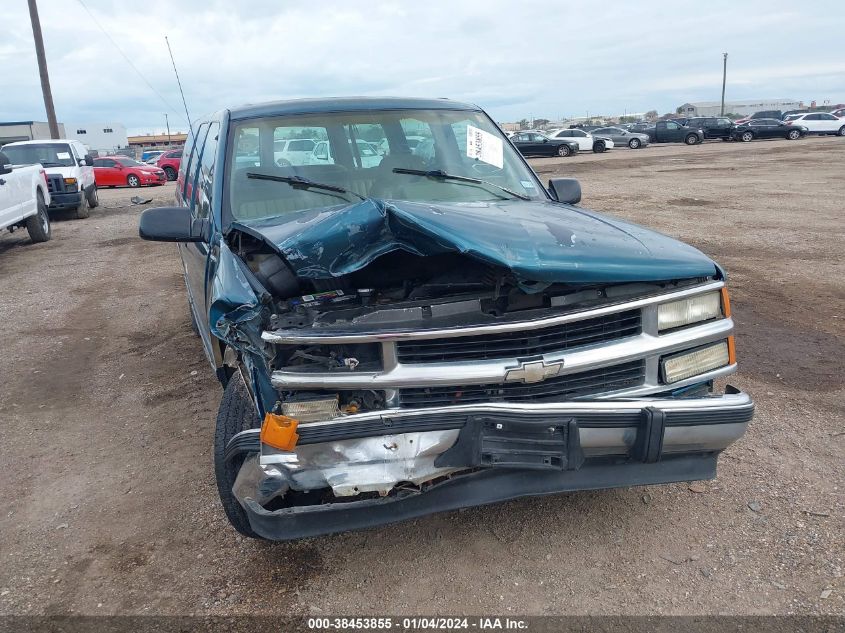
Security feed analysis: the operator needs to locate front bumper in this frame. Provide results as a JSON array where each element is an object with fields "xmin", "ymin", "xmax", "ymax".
[
  {"xmin": 47, "ymin": 191, "xmax": 82, "ymax": 210},
  {"xmin": 230, "ymin": 388, "xmax": 753, "ymax": 540}
]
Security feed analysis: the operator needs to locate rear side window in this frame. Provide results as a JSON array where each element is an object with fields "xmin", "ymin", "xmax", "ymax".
[
  {"xmin": 195, "ymin": 122, "xmax": 220, "ymax": 218},
  {"xmin": 182, "ymin": 123, "xmax": 209, "ymax": 211}
]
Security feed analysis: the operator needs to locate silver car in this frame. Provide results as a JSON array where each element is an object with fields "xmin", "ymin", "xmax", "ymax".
[{"xmin": 591, "ymin": 126, "xmax": 650, "ymax": 149}]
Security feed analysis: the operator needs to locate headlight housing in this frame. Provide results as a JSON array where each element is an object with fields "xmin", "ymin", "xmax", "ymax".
[
  {"xmin": 661, "ymin": 341, "xmax": 731, "ymax": 384},
  {"xmin": 657, "ymin": 291, "xmax": 723, "ymax": 332}
]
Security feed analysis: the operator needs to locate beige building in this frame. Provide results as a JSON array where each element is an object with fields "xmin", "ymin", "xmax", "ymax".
[{"xmin": 0, "ymin": 120, "xmax": 67, "ymax": 146}]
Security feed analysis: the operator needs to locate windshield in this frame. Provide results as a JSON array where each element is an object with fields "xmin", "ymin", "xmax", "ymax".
[
  {"xmin": 2, "ymin": 143, "xmax": 75, "ymax": 167},
  {"xmin": 227, "ymin": 108, "xmax": 544, "ymax": 222},
  {"xmin": 116, "ymin": 157, "xmax": 144, "ymax": 167}
]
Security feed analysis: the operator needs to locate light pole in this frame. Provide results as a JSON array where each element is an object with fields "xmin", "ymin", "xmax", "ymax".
[
  {"xmin": 165, "ymin": 113, "xmax": 172, "ymax": 147},
  {"xmin": 720, "ymin": 52, "xmax": 728, "ymax": 116}
]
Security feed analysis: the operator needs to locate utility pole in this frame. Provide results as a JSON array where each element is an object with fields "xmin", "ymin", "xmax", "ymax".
[
  {"xmin": 720, "ymin": 52, "xmax": 728, "ymax": 116},
  {"xmin": 165, "ymin": 113, "xmax": 172, "ymax": 147},
  {"xmin": 27, "ymin": 0, "xmax": 59, "ymax": 139}
]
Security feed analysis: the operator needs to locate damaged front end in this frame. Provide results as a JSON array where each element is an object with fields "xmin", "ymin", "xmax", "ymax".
[{"xmin": 209, "ymin": 199, "xmax": 752, "ymax": 540}]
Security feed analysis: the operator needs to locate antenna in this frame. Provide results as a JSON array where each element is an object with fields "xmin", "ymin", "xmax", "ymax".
[{"xmin": 165, "ymin": 36, "xmax": 192, "ymax": 131}]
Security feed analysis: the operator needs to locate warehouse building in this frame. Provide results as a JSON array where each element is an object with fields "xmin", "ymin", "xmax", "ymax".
[
  {"xmin": 0, "ymin": 120, "xmax": 67, "ymax": 145},
  {"xmin": 677, "ymin": 99, "xmax": 800, "ymax": 117},
  {"xmin": 65, "ymin": 123, "xmax": 128, "ymax": 155}
]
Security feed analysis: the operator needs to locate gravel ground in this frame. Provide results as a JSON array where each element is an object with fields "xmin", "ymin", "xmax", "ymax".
[{"xmin": 0, "ymin": 137, "xmax": 842, "ymax": 616}]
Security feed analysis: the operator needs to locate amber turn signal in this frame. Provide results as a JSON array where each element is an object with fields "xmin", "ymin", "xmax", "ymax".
[
  {"xmin": 720, "ymin": 287, "xmax": 732, "ymax": 318},
  {"xmin": 727, "ymin": 335, "xmax": 736, "ymax": 365},
  {"xmin": 260, "ymin": 413, "xmax": 299, "ymax": 451}
]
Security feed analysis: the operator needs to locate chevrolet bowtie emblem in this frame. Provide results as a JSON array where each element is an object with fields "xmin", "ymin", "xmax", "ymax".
[{"xmin": 504, "ymin": 359, "xmax": 564, "ymax": 384}]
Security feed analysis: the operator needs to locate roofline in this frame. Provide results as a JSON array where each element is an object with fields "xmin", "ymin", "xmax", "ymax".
[{"xmin": 227, "ymin": 96, "xmax": 481, "ymax": 121}]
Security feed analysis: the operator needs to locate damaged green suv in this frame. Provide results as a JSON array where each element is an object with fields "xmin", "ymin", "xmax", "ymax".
[{"xmin": 139, "ymin": 97, "xmax": 753, "ymax": 540}]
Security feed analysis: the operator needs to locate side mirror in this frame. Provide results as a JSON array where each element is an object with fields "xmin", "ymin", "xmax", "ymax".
[
  {"xmin": 542, "ymin": 138, "xmax": 549, "ymax": 143},
  {"xmin": 84, "ymin": 155, "xmax": 94, "ymax": 166},
  {"xmin": 139, "ymin": 206, "xmax": 209, "ymax": 242},
  {"xmin": 548, "ymin": 178, "xmax": 582, "ymax": 205},
  {"xmin": 0, "ymin": 152, "xmax": 12, "ymax": 176}
]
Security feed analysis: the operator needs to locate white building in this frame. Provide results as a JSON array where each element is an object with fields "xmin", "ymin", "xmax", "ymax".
[
  {"xmin": 677, "ymin": 99, "xmax": 800, "ymax": 117},
  {"xmin": 65, "ymin": 122, "xmax": 128, "ymax": 155}
]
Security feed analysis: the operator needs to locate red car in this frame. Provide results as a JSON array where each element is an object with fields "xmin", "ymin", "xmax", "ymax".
[
  {"xmin": 155, "ymin": 149, "xmax": 182, "ymax": 181},
  {"xmin": 92, "ymin": 156, "xmax": 167, "ymax": 188}
]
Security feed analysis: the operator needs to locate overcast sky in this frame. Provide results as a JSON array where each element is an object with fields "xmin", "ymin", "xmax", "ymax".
[{"xmin": 1, "ymin": 0, "xmax": 843, "ymax": 134}]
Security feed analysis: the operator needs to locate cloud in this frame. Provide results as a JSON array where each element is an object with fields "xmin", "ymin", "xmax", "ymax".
[{"xmin": 1, "ymin": 0, "xmax": 842, "ymax": 130}]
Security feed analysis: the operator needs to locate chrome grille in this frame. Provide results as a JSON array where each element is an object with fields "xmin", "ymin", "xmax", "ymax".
[
  {"xmin": 396, "ymin": 309, "xmax": 641, "ymax": 363},
  {"xmin": 397, "ymin": 360, "xmax": 646, "ymax": 408}
]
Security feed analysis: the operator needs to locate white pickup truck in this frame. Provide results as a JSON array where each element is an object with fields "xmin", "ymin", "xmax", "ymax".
[
  {"xmin": 0, "ymin": 150, "xmax": 52, "ymax": 243},
  {"xmin": 0, "ymin": 139, "xmax": 98, "ymax": 219}
]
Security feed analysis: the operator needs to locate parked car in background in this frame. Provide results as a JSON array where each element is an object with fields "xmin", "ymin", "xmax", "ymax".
[
  {"xmin": 141, "ymin": 150, "xmax": 166, "ymax": 162},
  {"xmin": 682, "ymin": 117, "xmax": 735, "ymax": 140},
  {"xmin": 589, "ymin": 127, "xmax": 650, "ymax": 149},
  {"xmin": 733, "ymin": 110, "xmax": 783, "ymax": 125},
  {"xmin": 309, "ymin": 138, "xmax": 382, "ymax": 168},
  {"xmin": 273, "ymin": 139, "xmax": 317, "ymax": 166},
  {"xmin": 783, "ymin": 112, "xmax": 845, "ymax": 136},
  {"xmin": 546, "ymin": 128, "xmax": 614, "ymax": 152},
  {"xmin": 1, "ymin": 139, "xmax": 97, "ymax": 219},
  {"xmin": 511, "ymin": 131, "xmax": 579, "ymax": 157},
  {"xmin": 138, "ymin": 96, "xmax": 751, "ymax": 541},
  {"xmin": 93, "ymin": 155, "xmax": 167, "ymax": 188},
  {"xmin": 0, "ymin": 150, "xmax": 52, "ymax": 243},
  {"xmin": 642, "ymin": 121, "xmax": 704, "ymax": 145},
  {"xmin": 732, "ymin": 119, "xmax": 807, "ymax": 142},
  {"xmin": 156, "ymin": 149, "xmax": 183, "ymax": 181},
  {"xmin": 829, "ymin": 108, "xmax": 845, "ymax": 119}
]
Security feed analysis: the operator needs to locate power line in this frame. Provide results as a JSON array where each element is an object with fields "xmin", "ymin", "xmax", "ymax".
[
  {"xmin": 165, "ymin": 36, "xmax": 192, "ymax": 132},
  {"xmin": 74, "ymin": 0, "xmax": 187, "ymax": 126}
]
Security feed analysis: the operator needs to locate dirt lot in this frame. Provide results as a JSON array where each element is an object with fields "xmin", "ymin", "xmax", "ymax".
[{"xmin": 0, "ymin": 137, "xmax": 842, "ymax": 616}]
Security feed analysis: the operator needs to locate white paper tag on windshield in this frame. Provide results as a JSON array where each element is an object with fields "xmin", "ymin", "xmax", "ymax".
[
  {"xmin": 56, "ymin": 152, "xmax": 71, "ymax": 159},
  {"xmin": 466, "ymin": 125, "xmax": 503, "ymax": 169}
]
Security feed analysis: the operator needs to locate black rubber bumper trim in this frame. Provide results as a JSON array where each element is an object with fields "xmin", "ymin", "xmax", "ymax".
[
  {"xmin": 242, "ymin": 453, "xmax": 719, "ymax": 540},
  {"xmin": 224, "ymin": 402, "xmax": 754, "ymax": 461}
]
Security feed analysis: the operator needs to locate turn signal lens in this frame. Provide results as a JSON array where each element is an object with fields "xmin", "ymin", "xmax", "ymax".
[
  {"xmin": 661, "ymin": 341, "xmax": 730, "ymax": 384},
  {"xmin": 657, "ymin": 292, "xmax": 722, "ymax": 332},
  {"xmin": 260, "ymin": 413, "xmax": 299, "ymax": 451},
  {"xmin": 63, "ymin": 177, "xmax": 78, "ymax": 185}
]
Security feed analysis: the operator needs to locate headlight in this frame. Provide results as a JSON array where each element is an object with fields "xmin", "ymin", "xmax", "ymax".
[
  {"xmin": 661, "ymin": 341, "xmax": 731, "ymax": 383},
  {"xmin": 282, "ymin": 395, "xmax": 340, "ymax": 423},
  {"xmin": 657, "ymin": 291, "xmax": 723, "ymax": 332}
]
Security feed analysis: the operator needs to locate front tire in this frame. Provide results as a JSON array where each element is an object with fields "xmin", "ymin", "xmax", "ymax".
[
  {"xmin": 127, "ymin": 174, "xmax": 141, "ymax": 188},
  {"xmin": 740, "ymin": 131, "xmax": 754, "ymax": 142},
  {"xmin": 163, "ymin": 166, "xmax": 177, "ymax": 181},
  {"xmin": 838, "ymin": 126, "xmax": 845, "ymax": 137},
  {"xmin": 685, "ymin": 134, "xmax": 699, "ymax": 145},
  {"xmin": 25, "ymin": 191, "xmax": 51, "ymax": 243},
  {"xmin": 214, "ymin": 374, "xmax": 262, "ymax": 539},
  {"xmin": 556, "ymin": 144, "xmax": 571, "ymax": 157},
  {"xmin": 628, "ymin": 138, "xmax": 641, "ymax": 149},
  {"xmin": 787, "ymin": 129, "xmax": 801, "ymax": 140},
  {"xmin": 592, "ymin": 141, "xmax": 606, "ymax": 153},
  {"xmin": 74, "ymin": 191, "xmax": 90, "ymax": 219}
]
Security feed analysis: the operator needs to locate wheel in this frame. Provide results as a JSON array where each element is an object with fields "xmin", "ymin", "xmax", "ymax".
[
  {"xmin": 592, "ymin": 141, "xmax": 606, "ymax": 153},
  {"xmin": 628, "ymin": 138, "xmax": 641, "ymax": 149},
  {"xmin": 685, "ymin": 134, "xmax": 699, "ymax": 145},
  {"xmin": 838, "ymin": 126, "xmax": 845, "ymax": 137},
  {"xmin": 163, "ymin": 166, "xmax": 177, "ymax": 181},
  {"xmin": 127, "ymin": 174, "xmax": 141, "ymax": 188},
  {"xmin": 25, "ymin": 191, "xmax": 51, "ymax": 243},
  {"xmin": 740, "ymin": 131, "xmax": 754, "ymax": 142},
  {"xmin": 556, "ymin": 144, "xmax": 571, "ymax": 157},
  {"xmin": 74, "ymin": 190, "xmax": 90, "ymax": 219},
  {"xmin": 214, "ymin": 373, "xmax": 262, "ymax": 538},
  {"xmin": 86, "ymin": 184, "xmax": 99, "ymax": 208},
  {"xmin": 787, "ymin": 129, "xmax": 801, "ymax": 140}
]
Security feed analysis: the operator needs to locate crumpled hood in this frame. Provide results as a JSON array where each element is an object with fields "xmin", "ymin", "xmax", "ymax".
[{"xmin": 232, "ymin": 198, "xmax": 718, "ymax": 284}]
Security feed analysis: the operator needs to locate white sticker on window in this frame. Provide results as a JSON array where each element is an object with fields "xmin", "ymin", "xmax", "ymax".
[
  {"xmin": 466, "ymin": 125, "xmax": 503, "ymax": 169},
  {"xmin": 57, "ymin": 152, "xmax": 71, "ymax": 159}
]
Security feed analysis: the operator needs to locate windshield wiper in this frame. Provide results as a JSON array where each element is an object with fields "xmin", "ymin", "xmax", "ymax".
[
  {"xmin": 246, "ymin": 172, "xmax": 366, "ymax": 201},
  {"xmin": 392, "ymin": 168, "xmax": 531, "ymax": 201}
]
